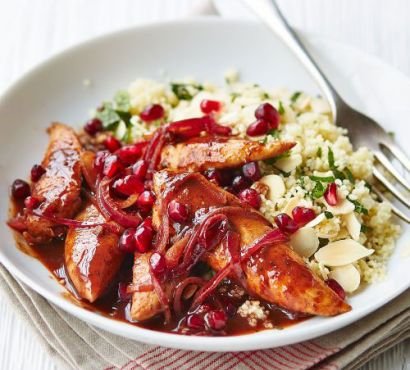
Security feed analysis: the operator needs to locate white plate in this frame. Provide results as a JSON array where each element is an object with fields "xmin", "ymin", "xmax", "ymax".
[{"xmin": 0, "ymin": 18, "xmax": 409, "ymax": 352}]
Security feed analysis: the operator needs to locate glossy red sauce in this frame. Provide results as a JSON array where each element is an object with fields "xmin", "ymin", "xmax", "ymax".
[{"xmin": 16, "ymin": 220, "xmax": 307, "ymax": 336}]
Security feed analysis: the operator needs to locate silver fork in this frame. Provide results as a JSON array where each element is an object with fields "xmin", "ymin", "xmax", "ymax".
[{"xmin": 242, "ymin": 0, "xmax": 410, "ymax": 223}]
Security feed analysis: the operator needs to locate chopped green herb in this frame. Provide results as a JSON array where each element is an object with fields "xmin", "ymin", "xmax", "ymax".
[
  {"xmin": 309, "ymin": 175, "xmax": 335, "ymax": 183},
  {"xmin": 327, "ymin": 146, "xmax": 347, "ymax": 180},
  {"xmin": 95, "ymin": 102, "xmax": 122, "ymax": 128},
  {"xmin": 344, "ymin": 167, "xmax": 355, "ymax": 184},
  {"xmin": 261, "ymin": 92, "xmax": 270, "ymax": 99},
  {"xmin": 387, "ymin": 131, "xmax": 395, "ymax": 139},
  {"xmin": 290, "ymin": 91, "xmax": 302, "ymax": 103},
  {"xmin": 327, "ymin": 146, "xmax": 336, "ymax": 169},
  {"xmin": 262, "ymin": 129, "xmax": 280, "ymax": 144},
  {"xmin": 278, "ymin": 101, "xmax": 285, "ymax": 115},
  {"xmin": 311, "ymin": 181, "xmax": 326, "ymax": 199},
  {"xmin": 316, "ymin": 147, "xmax": 322, "ymax": 158},
  {"xmin": 114, "ymin": 90, "xmax": 130, "ymax": 112},
  {"xmin": 324, "ymin": 211, "xmax": 334, "ymax": 219},
  {"xmin": 347, "ymin": 196, "xmax": 369, "ymax": 214},
  {"xmin": 230, "ymin": 92, "xmax": 240, "ymax": 102},
  {"xmin": 171, "ymin": 83, "xmax": 203, "ymax": 101},
  {"xmin": 297, "ymin": 175, "xmax": 306, "ymax": 189},
  {"xmin": 264, "ymin": 150, "xmax": 290, "ymax": 165},
  {"xmin": 360, "ymin": 225, "xmax": 371, "ymax": 233}
]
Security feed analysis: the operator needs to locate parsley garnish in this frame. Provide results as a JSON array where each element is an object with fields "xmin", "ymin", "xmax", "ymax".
[
  {"xmin": 311, "ymin": 181, "xmax": 326, "ymax": 199},
  {"xmin": 290, "ymin": 91, "xmax": 302, "ymax": 103},
  {"xmin": 361, "ymin": 225, "xmax": 371, "ymax": 233},
  {"xmin": 347, "ymin": 196, "xmax": 369, "ymax": 214},
  {"xmin": 171, "ymin": 83, "xmax": 203, "ymax": 100},
  {"xmin": 344, "ymin": 167, "xmax": 355, "ymax": 184},
  {"xmin": 317, "ymin": 147, "xmax": 322, "ymax": 158},
  {"xmin": 95, "ymin": 91, "xmax": 132, "ymax": 133},
  {"xmin": 327, "ymin": 147, "xmax": 355, "ymax": 182},
  {"xmin": 262, "ymin": 92, "xmax": 270, "ymax": 99},
  {"xmin": 114, "ymin": 90, "xmax": 131, "ymax": 112},
  {"xmin": 263, "ymin": 150, "xmax": 290, "ymax": 165},
  {"xmin": 230, "ymin": 92, "xmax": 240, "ymax": 102},
  {"xmin": 324, "ymin": 211, "xmax": 334, "ymax": 219},
  {"xmin": 278, "ymin": 101, "xmax": 285, "ymax": 115}
]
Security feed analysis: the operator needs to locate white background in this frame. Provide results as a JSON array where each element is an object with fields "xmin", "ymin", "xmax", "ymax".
[{"xmin": 0, "ymin": 0, "xmax": 409, "ymax": 369}]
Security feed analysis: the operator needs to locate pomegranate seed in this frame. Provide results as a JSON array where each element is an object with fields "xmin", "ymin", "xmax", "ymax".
[
  {"xmin": 132, "ymin": 160, "xmax": 148, "ymax": 179},
  {"xmin": 24, "ymin": 196, "xmax": 40, "ymax": 209},
  {"xmin": 118, "ymin": 228, "xmax": 136, "ymax": 253},
  {"xmin": 11, "ymin": 179, "xmax": 31, "ymax": 200},
  {"xmin": 204, "ymin": 169, "xmax": 222, "ymax": 185},
  {"xmin": 242, "ymin": 162, "xmax": 261, "ymax": 181},
  {"xmin": 104, "ymin": 135, "xmax": 122, "ymax": 153},
  {"xmin": 140, "ymin": 104, "xmax": 165, "ymax": 122},
  {"xmin": 137, "ymin": 190, "xmax": 156, "ymax": 210},
  {"xmin": 225, "ymin": 303, "xmax": 237, "ymax": 317},
  {"xmin": 186, "ymin": 314, "xmax": 205, "ymax": 330},
  {"xmin": 94, "ymin": 150, "xmax": 110, "ymax": 173},
  {"xmin": 84, "ymin": 118, "xmax": 103, "ymax": 136},
  {"xmin": 30, "ymin": 164, "xmax": 46, "ymax": 182},
  {"xmin": 150, "ymin": 252, "xmax": 167, "ymax": 275},
  {"xmin": 168, "ymin": 200, "xmax": 189, "ymax": 223},
  {"xmin": 292, "ymin": 206, "xmax": 316, "ymax": 226},
  {"xmin": 326, "ymin": 279, "xmax": 346, "ymax": 300},
  {"xmin": 246, "ymin": 119, "xmax": 270, "ymax": 137},
  {"xmin": 116, "ymin": 143, "xmax": 145, "ymax": 165},
  {"xmin": 103, "ymin": 155, "xmax": 124, "ymax": 178},
  {"xmin": 112, "ymin": 175, "xmax": 144, "ymax": 196},
  {"xmin": 255, "ymin": 103, "xmax": 280, "ymax": 129},
  {"xmin": 231, "ymin": 175, "xmax": 250, "ymax": 193},
  {"xmin": 135, "ymin": 218, "xmax": 154, "ymax": 253},
  {"xmin": 238, "ymin": 188, "xmax": 261, "ymax": 209},
  {"xmin": 324, "ymin": 183, "xmax": 338, "ymax": 206},
  {"xmin": 118, "ymin": 282, "xmax": 131, "ymax": 301},
  {"xmin": 200, "ymin": 99, "xmax": 221, "ymax": 114},
  {"xmin": 274, "ymin": 213, "xmax": 299, "ymax": 234},
  {"xmin": 204, "ymin": 310, "xmax": 227, "ymax": 331}
]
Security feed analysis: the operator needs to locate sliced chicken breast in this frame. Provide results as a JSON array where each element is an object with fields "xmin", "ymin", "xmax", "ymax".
[
  {"xmin": 65, "ymin": 203, "xmax": 123, "ymax": 302},
  {"xmin": 160, "ymin": 136, "xmax": 295, "ymax": 171},
  {"xmin": 25, "ymin": 123, "xmax": 82, "ymax": 243},
  {"xmin": 130, "ymin": 171, "xmax": 350, "ymax": 321}
]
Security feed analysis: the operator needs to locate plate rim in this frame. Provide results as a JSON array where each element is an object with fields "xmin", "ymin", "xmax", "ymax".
[{"xmin": 0, "ymin": 17, "xmax": 409, "ymax": 352}]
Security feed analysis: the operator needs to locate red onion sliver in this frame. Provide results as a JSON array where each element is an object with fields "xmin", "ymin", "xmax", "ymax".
[
  {"xmin": 173, "ymin": 277, "xmax": 206, "ymax": 316},
  {"xmin": 96, "ymin": 176, "xmax": 142, "ymax": 228}
]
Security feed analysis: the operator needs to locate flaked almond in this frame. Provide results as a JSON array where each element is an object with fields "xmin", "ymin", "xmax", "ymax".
[
  {"xmin": 344, "ymin": 212, "xmax": 361, "ymax": 241},
  {"xmin": 304, "ymin": 213, "xmax": 326, "ymax": 228},
  {"xmin": 326, "ymin": 197, "xmax": 355, "ymax": 215},
  {"xmin": 259, "ymin": 174, "xmax": 285, "ymax": 201},
  {"xmin": 328, "ymin": 264, "xmax": 361, "ymax": 293},
  {"xmin": 290, "ymin": 227, "xmax": 319, "ymax": 258},
  {"xmin": 274, "ymin": 154, "xmax": 302, "ymax": 173},
  {"xmin": 314, "ymin": 239, "xmax": 374, "ymax": 266}
]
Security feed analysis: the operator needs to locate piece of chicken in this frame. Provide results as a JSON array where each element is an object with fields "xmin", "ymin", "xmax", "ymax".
[
  {"xmin": 160, "ymin": 136, "xmax": 295, "ymax": 171},
  {"xmin": 130, "ymin": 171, "xmax": 350, "ymax": 321},
  {"xmin": 24, "ymin": 123, "xmax": 82, "ymax": 244},
  {"xmin": 65, "ymin": 203, "xmax": 123, "ymax": 302}
]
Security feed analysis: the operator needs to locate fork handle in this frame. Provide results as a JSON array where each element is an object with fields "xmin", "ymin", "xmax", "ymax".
[{"xmin": 242, "ymin": 0, "xmax": 344, "ymax": 120}]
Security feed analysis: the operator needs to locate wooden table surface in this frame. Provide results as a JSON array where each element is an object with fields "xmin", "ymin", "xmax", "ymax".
[{"xmin": 0, "ymin": 0, "xmax": 409, "ymax": 369}]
